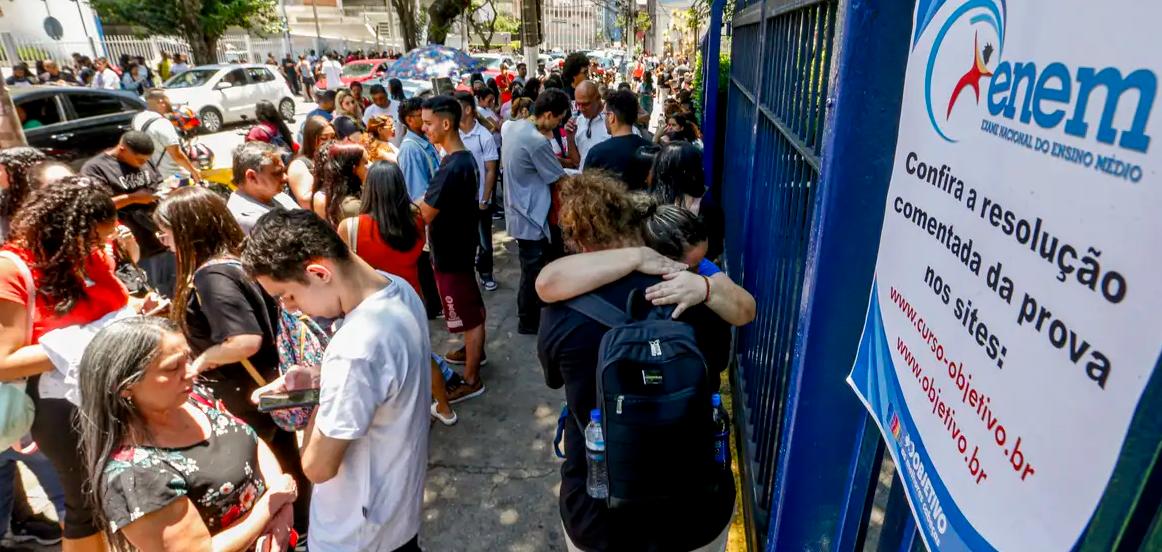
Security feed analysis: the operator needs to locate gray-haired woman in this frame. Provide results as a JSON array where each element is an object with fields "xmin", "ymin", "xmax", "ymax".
[{"xmin": 77, "ymin": 317, "xmax": 298, "ymax": 551}]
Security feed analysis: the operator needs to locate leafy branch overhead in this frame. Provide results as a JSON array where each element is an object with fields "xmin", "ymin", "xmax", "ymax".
[
  {"xmin": 90, "ymin": 0, "xmax": 282, "ymax": 64},
  {"xmin": 468, "ymin": 0, "xmax": 519, "ymax": 50}
]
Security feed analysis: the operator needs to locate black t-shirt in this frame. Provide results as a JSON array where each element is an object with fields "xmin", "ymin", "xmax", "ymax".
[
  {"xmin": 585, "ymin": 134, "xmax": 654, "ymax": 191},
  {"xmin": 282, "ymin": 60, "xmax": 297, "ymax": 79},
  {"xmin": 537, "ymin": 272, "xmax": 735, "ymax": 551},
  {"xmin": 184, "ymin": 261, "xmax": 281, "ymax": 420},
  {"xmin": 425, "ymin": 150, "xmax": 479, "ymax": 272},
  {"xmin": 80, "ymin": 152, "xmax": 167, "ymax": 258}
]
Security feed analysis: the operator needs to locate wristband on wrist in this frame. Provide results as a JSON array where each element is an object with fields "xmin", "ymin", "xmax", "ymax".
[{"xmin": 702, "ymin": 274, "xmax": 711, "ymax": 304}]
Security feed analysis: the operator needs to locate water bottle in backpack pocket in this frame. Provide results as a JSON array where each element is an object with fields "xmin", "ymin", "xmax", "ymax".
[{"xmin": 566, "ymin": 292, "xmax": 722, "ymax": 508}]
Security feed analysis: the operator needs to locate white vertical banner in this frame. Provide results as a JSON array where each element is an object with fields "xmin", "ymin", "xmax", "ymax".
[{"xmin": 847, "ymin": 0, "xmax": 1162, "ymax": 550}]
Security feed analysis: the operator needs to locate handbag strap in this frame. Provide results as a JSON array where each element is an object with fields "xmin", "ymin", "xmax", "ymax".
[
  {"xmin": 0, "ymin": 251, "xmax": 36, "ymax": 342},
  {"xmin": 192, "ymin": 258, "xmax": 267, "ymax": 387}
]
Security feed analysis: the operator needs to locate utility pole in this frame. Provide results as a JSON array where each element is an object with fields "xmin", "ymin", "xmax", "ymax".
[
  {"xmin": 279, "ymin": 0, "xmax": 292, "ymax": 57},
  {"xmin": 0, "ymin": 79, "xmax": 27, "ymax": 148},
  {"xmin": 311, "ymin": 0, "xmax": 323, "ymax": 53},
  {"xmin": 519, "ymin": 0, "xmax": 541, "ymax": 75}
]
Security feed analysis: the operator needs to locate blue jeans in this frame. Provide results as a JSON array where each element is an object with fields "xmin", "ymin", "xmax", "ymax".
[
  {"xmin": 0, "ymin": 447, "xmax": 65, "ymax": 532},
  {"xmin": 434, "ymin": 353, "xmax": 454, "ymax": 381}
]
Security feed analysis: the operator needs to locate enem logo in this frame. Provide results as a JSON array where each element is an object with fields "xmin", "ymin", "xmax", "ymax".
[{"xmin": 918, "ymin": 0, "xmax": 1156, "ymax": 154}]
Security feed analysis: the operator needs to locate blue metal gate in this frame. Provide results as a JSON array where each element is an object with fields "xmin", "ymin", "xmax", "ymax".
[{"xmin": 709, "ymin": 0, "xmax": 1162, "ymax": 550}]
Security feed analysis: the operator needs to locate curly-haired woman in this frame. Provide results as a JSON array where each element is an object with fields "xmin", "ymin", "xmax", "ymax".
[
  {"xmin": 537, "ymin": 172, "xmax": 735, "ymax": 552},
  {"xmin": 0, "ymin": 147, "xmax": 73, "ymax": 242},
  {"xmin": 0, "ymin": 177, "xmax": 137, "ymax": 552}
]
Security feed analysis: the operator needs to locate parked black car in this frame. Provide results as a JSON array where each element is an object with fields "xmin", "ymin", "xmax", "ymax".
[{"xmin": 12, "ymin": 86, "xmax": 145, "ymax": 167}]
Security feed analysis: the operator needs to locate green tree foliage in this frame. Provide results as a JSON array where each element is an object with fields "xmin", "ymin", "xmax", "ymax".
[
  {"xmin": 468, "ymin": 0, "xmax": 519, "ymax": 50},
  {"xmin": 427, "ymin": 0, "xmax": 472, "ymax": 45},
  {"xmin": 91, "ymin": 0, "xmax": 281, "ymax": 65}
]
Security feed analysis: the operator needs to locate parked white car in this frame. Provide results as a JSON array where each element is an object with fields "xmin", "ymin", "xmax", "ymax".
[{"xmin": 162, "ymin": 64, "xmax": 295, "ymax": 133}]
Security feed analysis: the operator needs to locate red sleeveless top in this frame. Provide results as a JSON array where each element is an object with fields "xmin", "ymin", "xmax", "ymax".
[{"xmin": 352, "ymin": 213, "xmax": 425, "ymax": 297}]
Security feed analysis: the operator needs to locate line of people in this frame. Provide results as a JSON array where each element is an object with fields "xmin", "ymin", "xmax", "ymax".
[{"xmin": 0, "ymin": 47, "xmax": 753, "ymax": 551}]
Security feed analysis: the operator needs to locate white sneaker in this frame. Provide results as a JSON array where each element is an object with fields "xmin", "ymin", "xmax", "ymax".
[{"xmin": 430, "ymin": 402, "xmax": 458, "ymax": 426}]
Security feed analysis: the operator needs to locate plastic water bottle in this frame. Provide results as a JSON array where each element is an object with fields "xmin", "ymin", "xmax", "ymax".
[
  {"xmin": 712, "ymin": 394, "xmax": 729, "ymax": 467},
  {"xmin": 585, "ymin": 408, "xmax": 609, "ymax": 499}
]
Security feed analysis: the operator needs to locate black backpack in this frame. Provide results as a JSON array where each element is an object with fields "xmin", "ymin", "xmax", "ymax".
[{"xmin": 566, "ymin": 292, "xmax": 721, "ymax": 508}]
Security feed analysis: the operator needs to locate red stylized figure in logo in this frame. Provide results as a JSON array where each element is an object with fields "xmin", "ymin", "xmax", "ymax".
[{"xmin": 946, "ymin": 32, "xmax": 995, "ymax": 119}]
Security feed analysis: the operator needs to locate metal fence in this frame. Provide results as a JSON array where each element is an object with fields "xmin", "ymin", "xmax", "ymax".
[
  {"xmin": 0, "ymin": 31, "xmax": 383, "ymax": 73},
  {"xmin": 718, "ymin": 0, "xmax": 838, "ymax": 545}
]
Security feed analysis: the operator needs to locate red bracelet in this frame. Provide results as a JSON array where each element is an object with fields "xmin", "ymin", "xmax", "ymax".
[{"xmin": 702, "ymin": 275, "xmax": 711, "ymax": 304}]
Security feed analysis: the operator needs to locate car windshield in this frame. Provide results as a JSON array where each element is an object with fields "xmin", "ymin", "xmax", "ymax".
[
  {"xmin": 476, "ymin": 57, "xmax": 504, "ymax": 70},
  {"xmin": 342, "ymin": 62, "xmax": 377, "ymax": 77},
  {"xmin": 165, "ymin": 69, "xmax": 218, "ymax": 89}
]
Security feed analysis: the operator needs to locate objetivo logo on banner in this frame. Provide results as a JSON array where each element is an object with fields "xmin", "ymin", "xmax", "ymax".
[{"xmin": 916, "ymin": 0, "xmax": 1156, "ymax": 155}]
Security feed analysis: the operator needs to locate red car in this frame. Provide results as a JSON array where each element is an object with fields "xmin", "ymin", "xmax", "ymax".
[{"xmin": 316, "ymin": 58, "xmax": 392, "ymax": 90}]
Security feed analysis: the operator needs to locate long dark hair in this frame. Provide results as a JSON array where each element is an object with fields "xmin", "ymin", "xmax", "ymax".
[
  {"xmin": 523, "ymin": 77, "xmax": 542, "ymax": 100},
  {"xmin": 650, "ymin": 141, "xmax": 705, "ymax": 205},
  {"xmin": 388, "ymin": 78, "xmax": 406, "ymax": 101},
  {"xmin": 9, "ymin": 177, "xmax": 117, "ymax": 315},
  {"xmin": 154, "ymin": 186, "xmax": 245, "ymax": 336},
  {"xmin": 77, "ymin": 316, "xmax": 176, "ymax": 552},
  {"xmin": 360, "ymin": 161, "xmax": 419, "ymax": 252},
  {"xmin": 255, "ymin": 100, "xmax": 295, "ymax": 150},
  {"xmin": 314, "ymin": 140, "xmax": 366, "ymax": 226},
  {"xmin": 0, "ymin": 147, "xmax": 48, "ymax": 218},
  {"xmin": 299, "ymin": 115, "xmax": 332, "ymax": 163}
]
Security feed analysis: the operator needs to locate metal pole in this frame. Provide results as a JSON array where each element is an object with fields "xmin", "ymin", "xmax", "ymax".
[
  {"xmin": 280, "ymin": 0, "xmax": 292, "ymax": 57},
  {"xmin": 0, "ymin": 78, "xmax": 27, "ymax": 148},
  {"xmin": 311, "ymin": 0, "xmax": 323, "ymax": 53}
]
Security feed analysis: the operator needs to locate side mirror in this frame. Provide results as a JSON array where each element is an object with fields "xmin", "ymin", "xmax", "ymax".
[{"xmin": 214, "ymin": 81, "xmax": 234, "ymax": 90}]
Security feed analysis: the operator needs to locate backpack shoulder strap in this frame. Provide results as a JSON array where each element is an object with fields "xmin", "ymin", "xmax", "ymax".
[{"xmin": 565, "ymin": 294, "xmax": 633, "ymax": 328}]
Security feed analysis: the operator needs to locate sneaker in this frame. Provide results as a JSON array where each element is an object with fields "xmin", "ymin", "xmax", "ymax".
[
  {"xmin": 480, "ymin": 274, "xmax": 499, "ymax": 292},
  {"xmin": 5, "ymin": 519, "xmax": 63, "ymax": 546},
  {"xmin": 445, "ymin": 374, "xmax": 485, "ymax": 404},
  {"xmin": 430, "ymin": 402, "xmax": 458, "ymax": 425},
  {"xmin": 444, "ymin": 346, "xmax": 488, "ymax": 366}
]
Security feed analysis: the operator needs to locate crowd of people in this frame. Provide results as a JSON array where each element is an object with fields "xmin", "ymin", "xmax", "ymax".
[{"xmin": 0, "ymin": 47, "xmax": 750, "ymax": 551}]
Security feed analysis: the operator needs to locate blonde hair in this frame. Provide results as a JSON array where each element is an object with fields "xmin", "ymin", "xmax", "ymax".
[{"xmin": 334, "ymin": 89, "xmax": 363, "ymax": 120}]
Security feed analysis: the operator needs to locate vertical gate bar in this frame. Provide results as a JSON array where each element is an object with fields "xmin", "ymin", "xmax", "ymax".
[
  {"xmin": 835, "ymin": 422, "xmax": 885, "ymax": 550},
  {"xmin": 701, "ymin": 0, "xmax": 727, "ymax": 184},
  {"xmin": 763, "ymin": 0, "xmax": 914, "ymax": 548}
]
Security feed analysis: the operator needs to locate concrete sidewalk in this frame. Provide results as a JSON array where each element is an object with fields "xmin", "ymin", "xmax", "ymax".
[{"xmin": 421, "ymin": 229, "xmax": 569, "ymax": 551}]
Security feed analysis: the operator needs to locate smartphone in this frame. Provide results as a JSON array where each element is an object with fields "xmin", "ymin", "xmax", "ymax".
[{"xmin": 257, "ymin": 389, "xmax": 321, "ymax": 412}]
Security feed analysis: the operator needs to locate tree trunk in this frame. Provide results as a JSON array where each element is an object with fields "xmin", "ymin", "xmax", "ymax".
[
  {"xmin": 392, "ymin": 0, "xmax": 420, "ymax": 51},
  {"xmin": 187, "ymin": 33, "xmax": 219, "ymax": 67},
  {"xmin": 428, "ymin": 0, "xmax": 471, "ymax": 45}
]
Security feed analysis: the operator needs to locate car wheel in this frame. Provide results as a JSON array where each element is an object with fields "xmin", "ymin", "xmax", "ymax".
[
  {"xmin": 199, "ymin": 108, "xmax": 223, "ymax": 134},
  {"xmin": 278, "ymin": 98, "xmax": 296, "ymax": 121}
]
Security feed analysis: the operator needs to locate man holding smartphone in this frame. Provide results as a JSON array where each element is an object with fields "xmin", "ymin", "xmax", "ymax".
[
  {"xmin": 80, "ymin": 130, "xmax": 177, "ymax": 298},
  {"xmin": 243, "ymin": 209, "xmax": 431, "ymax": 552}
]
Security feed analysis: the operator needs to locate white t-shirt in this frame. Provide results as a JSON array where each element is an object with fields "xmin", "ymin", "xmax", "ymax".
[
  {"xmin": 322, "ymin": 58, "xmax": 343, "ymax": 90},
  {"xmin": 226, "ymin": 190, "xmax": 300, "ymax": 235},
  {"xmin": 362, "ymin": 101, "xmax": 404, "ymax": 143},
  {"xmin": 132, "ymin": 111, "xmax": 185, "ymax": 178},
  {"xmin": 92, "ymin": 68, "xmax": 119, "ymax": 90},
  {"xmin": 460, "ymin": 121, "xmax": 499, "ymax": 202},
  {"xmin": 310, "ymin": 273, "xmax": 431, "ymax": 552}
]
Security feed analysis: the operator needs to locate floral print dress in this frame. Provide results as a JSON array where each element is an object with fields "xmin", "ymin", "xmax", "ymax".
[{"xmin": 101, "ymin": 391, "xmax": 267, "ymax": 534}]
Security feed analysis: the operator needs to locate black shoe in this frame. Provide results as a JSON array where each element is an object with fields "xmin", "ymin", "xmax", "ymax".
[{"xmin": 5, "ymin": 519, "xmax": 63, "ymax": 546}]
